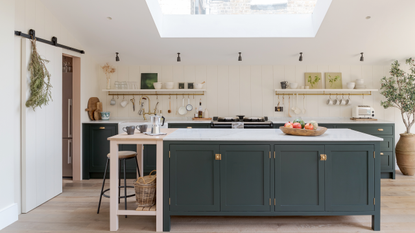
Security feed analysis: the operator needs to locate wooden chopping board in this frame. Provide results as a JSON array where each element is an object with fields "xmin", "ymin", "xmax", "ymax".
[{"xmin": 85, "ymin": 97, "xmax": 100, "ymax": 121}]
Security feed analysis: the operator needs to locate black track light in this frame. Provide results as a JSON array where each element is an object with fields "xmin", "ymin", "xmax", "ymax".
[
  {"xmin": 238, "ymin": 52, "xmax": 242, "ymax": 61},
  {"xmin": 177, "ymin": 53, "xmax": 181, "ymax": 62},
  {"xmin": 299, "ymin": 52, "xmax": 303, "ymax": 62},
  {"xmin": 360, "ymin": 52, "xmax": 364, "ymax": 62},
  {"xmin": 115, "ymin": 52, "xmax": 120, "ymax": 62}
]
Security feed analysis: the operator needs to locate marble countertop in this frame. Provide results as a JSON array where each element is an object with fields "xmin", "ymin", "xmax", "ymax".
[
  {"xmin": 83, "ymin": 117, "xmax": 393, "ymax": 125},
  {"xmin": 163, "ymin": 128, "xmax": 384, "ymax": 141}
]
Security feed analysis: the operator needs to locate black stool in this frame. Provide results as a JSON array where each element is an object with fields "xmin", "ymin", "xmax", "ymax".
[{"xmin": 97, "ymin": 151, "xmax": 140, "ymax": 215}]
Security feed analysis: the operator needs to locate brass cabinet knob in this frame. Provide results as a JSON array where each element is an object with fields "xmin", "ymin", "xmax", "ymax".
[
  {"xmin": 320, "ymin": 154, "xmax": 327, "ymax": 161},
  {"xmin": 380, "ymin": 152, "xmax": 384, "ymax": 155},
  {"xmin": 187, "ymin": 127, "xmax": 192, "ymax": 129},
  {"xmin": 378, "ymin": 129, "xmax": 384, "ymax": 131},
  {"xmin": 215, "ymin": 154, "xmax": 222, "ymax": 160},
  {"xmin": 99, "ymin": 127, "xmax": 105, "ymax": 130}
]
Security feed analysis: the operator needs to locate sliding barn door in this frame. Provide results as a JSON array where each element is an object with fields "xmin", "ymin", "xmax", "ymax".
[{"xmin": 21, "ymin": 39, "xmax": 63, "ymax": 213}]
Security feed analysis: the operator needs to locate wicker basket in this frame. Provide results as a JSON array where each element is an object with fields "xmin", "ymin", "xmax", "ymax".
[{"xmin": 134, "ymin": 170, "xmax": 156, "ymax": 207}]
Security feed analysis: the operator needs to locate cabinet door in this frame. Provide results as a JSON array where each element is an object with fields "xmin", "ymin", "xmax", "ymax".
[
  {"xmin": 220, "ymin": 145, "xmax": 271, "ymax": 212},
  {"xmin": 325, "ymin": 145, "xmax": 375, "ymax": 211},
  {"xmin": 380, "ymin": 151, "xmax": 393, "ymax": 170},
  {"xmin": 169, "ymin": 145, "xmax": 220, "ymax": 212},
  {"xmin": 89, "ymin": 124, "xmax": 117, "ymax": 173},
  {"xmin": 274, "ymin": 145, "xmax": 325, "ymax": 212}
]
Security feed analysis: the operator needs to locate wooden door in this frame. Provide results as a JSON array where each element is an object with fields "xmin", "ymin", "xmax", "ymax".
[
  {"xmin": 274, "ymin": 145, "xmax": 325, "ymax": 212},
  {"xmin": 220, "ymin": 145, "xmax": 271, "ymax": 212},
  {"xmin": 169, "ymin": 145, "xmax": 220, "ymax": 212},
  {"xmin": 325, "ymin": 145, "xmax": 375, "ymax": 211},
  {"xmin": 21, "ymin": 39, "xmax": 63, "ymax": 213}
]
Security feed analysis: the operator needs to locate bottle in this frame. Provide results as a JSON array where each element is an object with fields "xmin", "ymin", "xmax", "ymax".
[
  {"xmin": 198, "ymin": 101, "xmax": 203, "ymax": 118},
  {"xmin": 204, "ymin": 108, "xmax": 209, "ymax": 118}
]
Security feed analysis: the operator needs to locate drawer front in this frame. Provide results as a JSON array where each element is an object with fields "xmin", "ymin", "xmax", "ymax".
[
  {"xmin": 380, "ymin": 137, "xmax": 393, "ymax": 151},
  {"xmin": 337, "ymin": 124, "xmax": 393, "ymax": 135},
  {"xmin": 380, "ymin": 151, "xmax": 393, "ymax": 170},
  {"xmin": 168, "ymin": 123, "xmax": 210, "ymax": 128}
]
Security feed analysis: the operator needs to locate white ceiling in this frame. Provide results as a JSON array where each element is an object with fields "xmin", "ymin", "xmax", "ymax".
[{"xmin": 41, "ymin": 0, "xmax": 415, "ymax": 65}]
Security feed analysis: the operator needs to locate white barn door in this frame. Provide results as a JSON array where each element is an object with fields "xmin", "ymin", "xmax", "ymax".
[{"xmin": 21, "ymin": 39, "xmax": 63, "ymax": 213}]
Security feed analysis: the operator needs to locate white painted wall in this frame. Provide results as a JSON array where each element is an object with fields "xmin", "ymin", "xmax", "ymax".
[
  {"xmin": 0, "ymin": 0, "xmax": 18, "ymax": 230},
  {"xmin": 97, "ymin": 64, "xmax": 405, "ymax": 140}
]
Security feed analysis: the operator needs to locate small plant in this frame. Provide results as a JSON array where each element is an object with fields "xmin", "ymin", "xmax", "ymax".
[
  {"xmin": 307, "ymin": 75, "xmax": 321, "ymax": 88},
  {"xmin": 25, "ymin": 38, "xmax": 52, "ymax": 110},
  {"xmin": 102, "ymin": 63, "xmax": 116, "ymax": 89},
  {"xmin": 380, "ymin": 58, "xmax": 415, "ymax": 134},
  {"xmin": 327, "ymin": 75, "xmax": 340, "ymax": 88}
]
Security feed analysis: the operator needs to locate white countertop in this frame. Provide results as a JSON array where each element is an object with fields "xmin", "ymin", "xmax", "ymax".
[
  {"xmin": 163, "ymin": 129, "xmax": 384, "ymax": 141},
  {"xmin": 83, "ymin": 117, "xmax": 393, "ymax": 125}
]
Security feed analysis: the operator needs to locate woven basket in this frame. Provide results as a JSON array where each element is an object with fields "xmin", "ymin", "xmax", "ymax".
[{"xmin": 134, "ymin": 170, "xmax": 156, "ymax": 207}]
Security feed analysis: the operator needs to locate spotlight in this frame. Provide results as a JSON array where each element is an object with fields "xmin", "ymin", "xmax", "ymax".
[
  {"xmin": 299, "ymin": 52, "xmax": 303, "ymax": 62},
  {"xmin": 360, "ymin": 52, "xmax": 364, "ymax": 62},
  {"xmin": 177, "ymin": 53, "xmax": 181, "ymax": 62},
  {"xmin": 115, "ymin": 52, "xmax": 120, "ymax": 62},
  {"xmin": 238, "ymin": 52, "xmax": 242, "ymax": 61}
]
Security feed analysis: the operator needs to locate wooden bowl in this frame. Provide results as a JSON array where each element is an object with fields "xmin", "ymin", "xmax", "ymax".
[{"xmin": 279, "ymin": 126, "xmax": 327, "ymax": 136}]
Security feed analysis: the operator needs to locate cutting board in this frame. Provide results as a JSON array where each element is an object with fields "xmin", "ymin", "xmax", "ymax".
[{"xmin": 85, "ymin": 97, "xmax": 100, "ymax": 121}]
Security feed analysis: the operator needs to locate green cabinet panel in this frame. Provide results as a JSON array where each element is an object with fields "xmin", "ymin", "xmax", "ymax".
[
  {"xmin": 337, "ymin": 124, "xmax": 393, "ymax": 135},
  {"xmin": 319, "ymin": 124, "xmax": 337, "ymax": 129},
  {"xmin": 168, "ymin": 123, "xmax": 210, "ymax": 128},
  {"xmin": 220, "ymin": 145, "xmax": 271, "ymax": 212},
  {"xmin": 274, "ymin": 145, "xmax": 325, "ymax": 212},
  {"xmin": 380, "ymin": 152, "xmax": 393, "ymax": 170},
  {"xmin": 379, "ymin": 137, "xmax": 393, "ymax": 151},
  {"xmin": 325, "ymin": 145, "xmax": 374, "ymax": 212},
  {"xmin": 169, "ymin": 145, "xmax": 220, "ymax": 212}
]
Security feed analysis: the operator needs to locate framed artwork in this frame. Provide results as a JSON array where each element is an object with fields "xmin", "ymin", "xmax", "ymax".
[
  {"xmin": 325, "ymin": 72, "xmax": 342, "ymax": 89},
  {"xmin": 187, "ymin": 82, "xmax": 194, "ymax": 89},
  {"xmin": 178, "ymin": 82, "xmax": 185, "ymax": 89},
  {"xmin": 304, "ymin": 72, "xmax": 322, "ymax": 89},
  {"xmin": 140, "ymin": 73, "xmax": 158, "ymax": 89}
]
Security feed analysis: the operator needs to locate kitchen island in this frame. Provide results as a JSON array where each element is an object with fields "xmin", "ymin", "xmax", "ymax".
[{"xmin": 162, "ymin": 128, "xmax": 383, "ymax": 231}]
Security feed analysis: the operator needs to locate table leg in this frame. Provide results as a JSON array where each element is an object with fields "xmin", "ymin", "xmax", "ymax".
[
  {"xmin": 136, "ymin": 144, "xmax": 143, "ymax": 177},
  {"xmin": 156, "ymin": 141, "xmax": 163, "ymax": 232},
  {"xmin": 110, "ymin": 141, "xmax": 119, "ymax": 231}
]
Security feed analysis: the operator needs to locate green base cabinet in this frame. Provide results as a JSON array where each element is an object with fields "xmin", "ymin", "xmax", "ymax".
[
  {"xmin": 82, "ymin": 123, "xmax": 156, "ymax": 179},
  {"xmin": 163, "ymin": 141, "xmax": 381, "ymax": 232}
]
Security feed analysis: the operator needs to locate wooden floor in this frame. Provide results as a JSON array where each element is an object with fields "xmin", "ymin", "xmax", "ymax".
[{"xmin": 3, "ymin": 171, "xmax": 415, "ymax": 233}]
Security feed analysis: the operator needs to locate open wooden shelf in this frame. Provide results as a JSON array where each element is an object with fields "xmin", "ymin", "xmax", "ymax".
[
  {"xmin": 275, "ymin": 89, "xmax": 378, "ymax": 96},
  {"xmin": 102, "ymin": 89, "xmax": 205, "ymax": 92}
]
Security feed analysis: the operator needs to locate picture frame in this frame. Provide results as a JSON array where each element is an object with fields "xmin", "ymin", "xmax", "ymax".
[
  {"xmin": 304, "ymin": 72, "xmax": 322, "ymax": 89},
  {"xmin": 187, "ymin": 82, "xmax": 194, "ymax": 89},
  {"xmin": 140, "ymin": 73, "xmax": 158, "ymax": 89},
  {"xmin": 178, "ymin": 82, "xmax": 185, "ymax": 89},
  {"xmin": 325, "ymin": 72, "xmax": 343, "ymax": 89}
]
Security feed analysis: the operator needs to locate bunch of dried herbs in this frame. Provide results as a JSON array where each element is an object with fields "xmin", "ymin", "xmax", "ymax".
[{"xmin": 25, "ymin": 39, "xmax": 52, "ymax": 110}]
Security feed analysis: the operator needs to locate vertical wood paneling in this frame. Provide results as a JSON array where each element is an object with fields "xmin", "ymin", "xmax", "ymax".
[
  {"xmin": 195, "ymin": 66, "xmax": 207, "ymax": 117},
  {"xmin": 206, "ymin": 66, "xmax": 218, "ymax": 116},
  {"xmin": 317, "ymin": 65, "xmax": 330, "ymax": 117},
  {"xmin": 217, "ymin": 66, "xmax": 229, "ymax": 116},
  {"xmin": 228, "ymin": 66, "xmax": 240, "ymax": 115},
  {"xmin": 239, "ymin": 66, "xmax": 251, "ymax": 116},
  {"xmin": 251, "ymin": 66, "xmax": 262, "ymax": 116},
  {"xmin": 273, "ymin": 66, "xmax": 285, "ymax": 117},
  {"xmin": 262, "ymin": 66, "xmax": 273, "ymax": 117}
]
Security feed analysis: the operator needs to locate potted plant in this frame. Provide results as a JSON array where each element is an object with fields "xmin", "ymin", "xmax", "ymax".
[{"xmin": 380, "ymin": 58, "xmax": 415, "ymax": 175}]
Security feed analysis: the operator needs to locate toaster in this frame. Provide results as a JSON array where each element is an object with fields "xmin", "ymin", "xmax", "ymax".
[{"xmin": 352, "ymin": 105, "xmax": 375, "ymax": 118}]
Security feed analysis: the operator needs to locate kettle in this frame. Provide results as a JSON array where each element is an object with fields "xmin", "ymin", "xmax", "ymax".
[{"xmin": 150, "ymin": 115, "xmax": 165, "ymax": 134}]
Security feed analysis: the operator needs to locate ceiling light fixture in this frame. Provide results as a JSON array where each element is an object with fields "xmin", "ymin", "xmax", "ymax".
[
  {"xmin": 299, "ymin": 52, "xmax": 303, "ymax": 62},
  {"xmin": 360, "ymin": 52, "xmax": 364, "ymax": 62},
  {"xmin": 107, "ymin": 17, "xmax": 112, "ymax": 20},
  {"xmin": 177, "ymin": 53, "xmax": 181, "ymax": 62},
  {"xmin": 115, "ymin": 52, "xmax": 120, "ymax": 62},
  {"xmin": 238, "ymin": 52, "xmax": 242, "ymax": 61},
  {"xmin": 366, "ymin": 16, "xmax": 371, "ymax": 19}
]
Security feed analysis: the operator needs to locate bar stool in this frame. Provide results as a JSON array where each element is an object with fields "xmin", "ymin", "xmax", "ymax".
[{"xmin": 97, "ymin": 151, "xmax": 140, "ymax": 215}]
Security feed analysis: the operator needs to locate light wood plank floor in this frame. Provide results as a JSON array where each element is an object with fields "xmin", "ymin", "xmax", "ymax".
[{"xmin": 3, "ymin": 170, "xmax": 415, "ymax": 233}]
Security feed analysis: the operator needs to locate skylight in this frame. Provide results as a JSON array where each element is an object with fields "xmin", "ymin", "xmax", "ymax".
[{"xmin": 158, "ymin": 0, "xmax": 318, "ymax": 15}]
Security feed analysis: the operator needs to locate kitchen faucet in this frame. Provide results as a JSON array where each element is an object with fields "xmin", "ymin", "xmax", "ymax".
[{"xmin": 138, "ymin": 96, "xmax": 158, "ymax": 120}]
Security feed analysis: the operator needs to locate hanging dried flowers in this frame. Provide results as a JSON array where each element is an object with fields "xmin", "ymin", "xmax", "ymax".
[
  {"xmin": 102, "ymin": 63, "xmax": 116, "ymax": 89},
  {"xmin": 25, "ymin": 38, "xmax": 52, "ymax": 110}
]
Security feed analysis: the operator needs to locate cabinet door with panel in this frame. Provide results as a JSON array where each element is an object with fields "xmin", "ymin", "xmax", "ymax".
[
  {"xmin": 325, "ymin": 145, "xmax": 375, "ymax": 212},
  {"xmin": 169, "ymin": 145, "xmax": 220, "ymax": 212},
  {"xmin": 220, "ymin": 145, "xmax": 271, "ymax": 212},
  {"xmin": 274, "ymin": 145, "xmax": 325, "ymax": 212},
  {"xmin": 88, "ymin": 124, "xmax": 117, "ymax": 174}
]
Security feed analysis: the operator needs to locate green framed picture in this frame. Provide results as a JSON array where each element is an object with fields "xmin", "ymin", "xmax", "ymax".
[
  {"xmin": 325, "ymin": 72, "xmax": 342, "ymax": 89},
  {"xmin": 141, "ymin": 73, "xmax": 158, "ymax": 89},
  {"xmin": 304, "ymin": 72, "xmax": 322, "ymax": 89}
]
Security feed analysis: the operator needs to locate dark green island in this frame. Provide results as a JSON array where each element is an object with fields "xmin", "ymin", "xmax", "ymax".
[{"xmin": 163, "ymin": 128, "xmax": 383, "ymax": 231}]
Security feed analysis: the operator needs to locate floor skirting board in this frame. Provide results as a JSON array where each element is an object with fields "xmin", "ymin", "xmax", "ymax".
[{"xmin": 0, "ymin": 203, "xmax": 18, "ymax": 230}]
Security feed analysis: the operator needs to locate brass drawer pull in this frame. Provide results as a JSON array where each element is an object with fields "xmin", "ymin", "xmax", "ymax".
[
  {"xmin": 187, "ymin": 127, "xmax": 192, "ymax": 129},
  {"xmin": 320, "ymin": 154, "xmax": 327, "ymax": 161},
  {"xmin": 380, "ymin": 152, "xmax": 384, "ymax": 155},
  {"xmin": 99, "ymin": 127, "xmax": 105, "ymax": 130},
  {"xmin": 215, "ymin": 154, "xmax": 222, "ymax": 160},
  {"xmin": 378, "ymin": 129, "xmax": 384, "ymax": 132}
]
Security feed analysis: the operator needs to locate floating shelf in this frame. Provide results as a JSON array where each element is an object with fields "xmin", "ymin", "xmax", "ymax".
[
  {"xmin": 103, "ymin": 89, "xmax": 206, "ymax": 96},
  {"xmin": 275, "ymin": 89, "xmax": 378, "ymax": 96}
]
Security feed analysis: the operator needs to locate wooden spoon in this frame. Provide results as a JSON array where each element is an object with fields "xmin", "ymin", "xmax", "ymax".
[{"xmin": 168, "ymin": 97, "xmax": 171, "ymax": 113}]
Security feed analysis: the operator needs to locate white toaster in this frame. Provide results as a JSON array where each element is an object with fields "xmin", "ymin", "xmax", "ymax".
[{"xmin": 352, "ymin": 105, "xmax": 375, "ymax": 118}]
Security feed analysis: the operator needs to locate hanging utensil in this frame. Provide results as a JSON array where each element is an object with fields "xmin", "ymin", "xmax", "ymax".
[
  {"xmin": 186, "ymin": 95, "xmax": 193, "ymax": 111},
  {"xmin": 178, "ymin": 96, "xmax": 187, "ymax": 115},
  {"xmin": 294, "ymin": 94, "xmax": 301, "ymax": 114},
  {"xmin": 288, "ymin": 95, "xmax": 292, "ymax": 117},
  {"xmin": 130, "ymin": 96, "xmax": 136, "ymax": 111},
  {"xmin": 302, "ymin": 95, "xmax": 306, "ymax": 114},
  {"xmin": 168, "ymin": 95, "xmax": 172, "ymax": 113}
]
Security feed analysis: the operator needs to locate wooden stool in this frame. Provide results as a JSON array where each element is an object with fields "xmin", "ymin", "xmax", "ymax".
[{"xmin": 97, "ymin": 151, "xmax": 140, "ymax": 215}]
